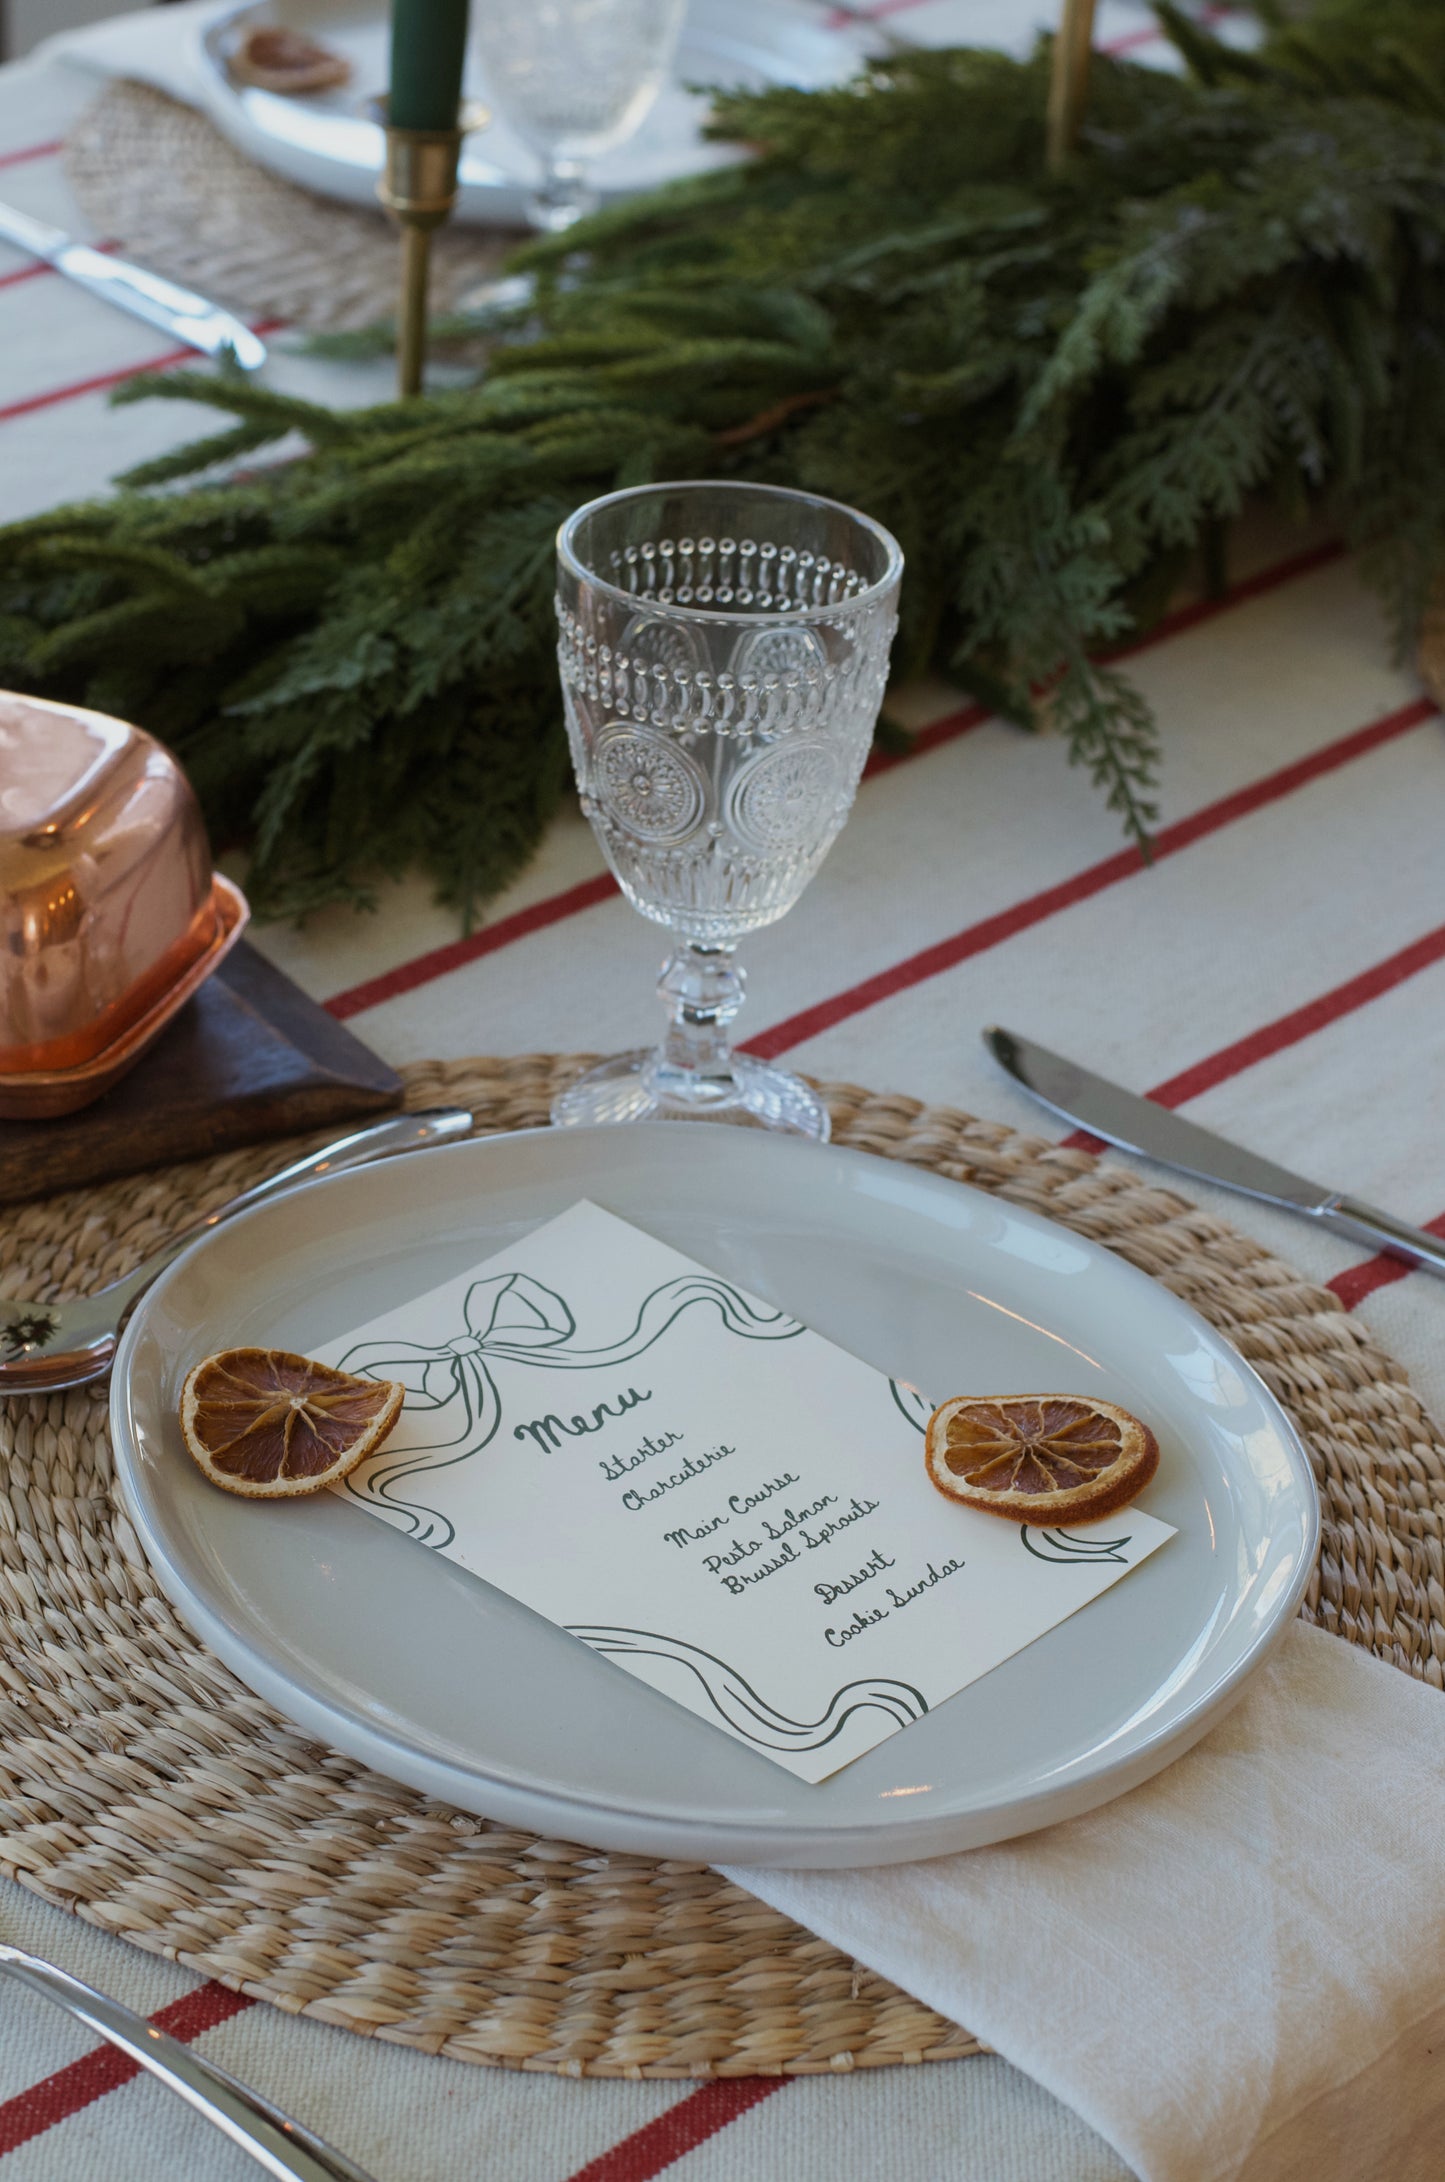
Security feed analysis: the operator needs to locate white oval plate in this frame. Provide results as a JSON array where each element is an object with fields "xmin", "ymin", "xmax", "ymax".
[
  {"xmin": 194, "ymin": 0, "xmax": 874, "ymax": 226},
  {"xmin": 110, "ymin": 1123, "xmax": 1318, "ymax": 1867}
]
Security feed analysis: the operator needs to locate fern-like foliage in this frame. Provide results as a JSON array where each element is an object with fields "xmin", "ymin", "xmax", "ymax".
[{"xmin": 1, "ymin": 1, "xmax": 1442, "ymax": 916}]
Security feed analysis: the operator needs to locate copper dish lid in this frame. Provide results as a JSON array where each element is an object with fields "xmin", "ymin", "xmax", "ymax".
[{"xmin": 0, "ymin": 692, "xmax": 249, "ymax": 1118}]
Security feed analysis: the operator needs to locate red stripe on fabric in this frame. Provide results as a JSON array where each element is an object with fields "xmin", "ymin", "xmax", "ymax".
[
  {"xmin": 324, "ymin": 871, "xmax": 621, "ymax": 1020},
  {"xmin": 864, "ymin": 542, "xmax": 1346, "ymax": 782},
  {"xmin": 0, "ymin": 261, "xmax": 51, "ymax": 294},
  {"xmin": 745, "ymin": 697, "xmax": 1438, "ymax": 1060},
  {"xmin": 863, "ymin": 700, "xmax": 990, "ymax": 778},
  {"xmin": 1329, "ymin": 1213, "xmax": 1445, "ymax": 1310},
  {"xmin": 1102, "ymin": 2, "xmax": 1231, "ymax": 57},
  {"xmin": 323, "ymin": 540, "xmax": 1348, "ymax": 1015},
  {"xmin": 822, "ymin": 0, "xmax": 1232, "ymax": 55},
  {"xmin": 563, "ymin": 2079, "xmax": 788, "ymax": 2182},
  {"xmin": 0, "ymin": 319, "xmax": 286, "ymax": 426},
  {"xmin": 1106, "ymin": 539, "xmax": 1344, "ymax": 658},
  {"xmin": 0, "ymin": 140, "xmax": 62, "ymax": 172},
  {"xmin": 0, "ymin": 1982, "xmax": 253, "ymax": 2157},
  {"xmin": 1060, "ymin": 921, "xmax": 1445, "ymax": 1151},
  {"xmin": 0, "ymin": 349, "xmax": 196, "ymax": 423},
  {"xmin": 824, "ymin": 0, "xmax": 934, "ymax": 28},
  {"xmin": 1100, "ymin": 24, "xmax": 1165, "ymax": 54}
]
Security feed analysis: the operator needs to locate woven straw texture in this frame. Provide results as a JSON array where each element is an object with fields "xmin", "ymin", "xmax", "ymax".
[
  {"xmin": 1, "ymin": 1054, "xmax": 1441, "ymax": 2079},
  {"xmin": 65, "ymin": 80, "xmax": 514, "ymax": 333}
]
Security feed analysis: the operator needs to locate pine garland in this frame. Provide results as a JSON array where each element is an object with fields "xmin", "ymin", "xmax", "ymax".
[{"xmin": 1, "ymin": 0, "xmax": 1443, "ymax": 919}]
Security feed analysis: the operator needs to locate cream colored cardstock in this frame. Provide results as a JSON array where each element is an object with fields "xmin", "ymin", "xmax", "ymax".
[{"xmin": 322, "ymin": 1200, "xmax": 1174, "ymax": 1782}]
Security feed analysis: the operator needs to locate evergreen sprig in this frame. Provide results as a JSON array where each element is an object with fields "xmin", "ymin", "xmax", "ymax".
[{"xmin": 1, "ymin": 0, "xmax": 1442, "ymax": 918}]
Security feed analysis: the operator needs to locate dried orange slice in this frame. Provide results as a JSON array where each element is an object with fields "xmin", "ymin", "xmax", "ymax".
[
  {"xmin": 180, "ymin": 1347, "xmax": 403, "ymax": 1499},
  {"xmin": 924, "ymin": 1394, "xmax": 1158, "ymax": 1525},
  {"xmin": 232, "ymin": 27, "xmax": 353, "ymax": 93}
]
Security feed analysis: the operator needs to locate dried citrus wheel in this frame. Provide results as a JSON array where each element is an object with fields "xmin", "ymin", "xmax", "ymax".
[
  {"xmin": 179, "ymin": 1347, "xmax": 404, "ymax": 1499},
  {"xmin": 924, "ymin": 1394, "xmax": 1158, "ymax": 1525}
]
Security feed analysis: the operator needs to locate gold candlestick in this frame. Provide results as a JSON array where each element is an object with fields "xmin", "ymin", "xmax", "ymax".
[
  {"xmin": 378, "ymin": 123, "xmax": 466, "ymax": 398},
  {"xmin": 1046, "ymin": 0, "xmax": 1098, "ymax": 172}
]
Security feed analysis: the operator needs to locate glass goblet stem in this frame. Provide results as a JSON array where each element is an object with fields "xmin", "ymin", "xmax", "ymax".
[
  {"xmin": 529, "ymin": 157, "xmax": 597, "ymax": 232},
  {"xmin": 551, "ymin": 478, "xmax": 902, "ymax": 1140},
  {"xmin": 645, "ymin": 942, "xmax": 746, "ymax": 1111}
]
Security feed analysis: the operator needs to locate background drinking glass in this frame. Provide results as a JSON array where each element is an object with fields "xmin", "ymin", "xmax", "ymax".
[
  {"xmin": 553, "ymin": 480, "xmax": 903, "ymax": 1140},
  {"xmin": 473, "ymin": 0, "xmax": 690, "ymax": 232}
]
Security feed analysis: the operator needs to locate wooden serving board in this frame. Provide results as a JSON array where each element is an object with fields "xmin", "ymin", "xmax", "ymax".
[{"xmin": 0, "ymin": 942, "xmax": 402, "ymax": 1204}]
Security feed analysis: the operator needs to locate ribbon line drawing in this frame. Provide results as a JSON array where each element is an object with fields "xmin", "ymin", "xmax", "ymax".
[
  {"xmin": 568, "ymin": 1627, "xmax": 927, "ymax": 1751},
  {"xmin": 337, "ymin": 1270, "xmax": 803, "ymax": 1547},
  {"xmin": 1020, "ymin": 1527, "xmax": 1133, "ymax": 1564}
]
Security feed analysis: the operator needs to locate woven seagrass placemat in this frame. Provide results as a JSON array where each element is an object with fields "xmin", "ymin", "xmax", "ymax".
[
  {"xmin": 65, "ymin": 80, "xmax": 514, "ymax": 334},
  {"xmin": 1, "ymin": 1053, "xmax": 1441, "ymax": 2077}
]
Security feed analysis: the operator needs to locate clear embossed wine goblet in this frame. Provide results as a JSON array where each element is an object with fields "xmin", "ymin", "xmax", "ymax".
[
  {"xmin": 552, "ymin": 480, "xmax": 903, "ymax": 1139},
  {"xmin": 473, "ymin": 0, "xmax": 689, "ymax": 232}
]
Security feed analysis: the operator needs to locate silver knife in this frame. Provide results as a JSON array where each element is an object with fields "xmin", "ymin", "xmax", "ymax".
[
  {"xmin": 0, "ymin": 198, "xmax": 266, "ymax": 370},
  {"xmin": 985, "ymin": 1024, "xmax": 1445, "ymax": 1279}
]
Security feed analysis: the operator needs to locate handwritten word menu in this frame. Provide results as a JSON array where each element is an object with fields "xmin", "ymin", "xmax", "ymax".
[{"xmin": 321, "ymin": 1202, "xmax": 1173, "ymax": 1782}]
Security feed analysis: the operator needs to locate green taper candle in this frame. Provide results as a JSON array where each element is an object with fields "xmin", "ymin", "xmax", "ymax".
[{"xmin": 389, "ymin": 0, "xmax": 471, "ymax": 132}]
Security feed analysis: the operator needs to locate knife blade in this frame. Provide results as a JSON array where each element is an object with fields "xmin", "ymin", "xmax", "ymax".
[
  {"xmin": 0, "ymin": 199, "xmax": 266, "ymax": 371},
  {"xmin": 984, "ymin": 1025, "xmax": 1445, "ymax": 1279}
]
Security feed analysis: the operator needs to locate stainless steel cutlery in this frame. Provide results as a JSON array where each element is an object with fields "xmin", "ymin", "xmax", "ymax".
[
  {"xmin": 986, "ymin": 1025, "xmax": 1445, "ymax": 1279},
  {"xmin": 0, "ymin": 197, "xmax": 266, "ymax": 368},
  {"xmin": 0, "ymin": 1107, "xmax": 474, "ymax": 1394},
  {"xmin": 0, "ymin": 1942, "xmax": 377, "ymax": 2182}
]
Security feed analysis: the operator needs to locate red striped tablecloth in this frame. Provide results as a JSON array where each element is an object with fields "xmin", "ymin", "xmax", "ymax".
[{"xmin": 1, "ymin": 8, "xmax": 1440, "ymax": 2179}]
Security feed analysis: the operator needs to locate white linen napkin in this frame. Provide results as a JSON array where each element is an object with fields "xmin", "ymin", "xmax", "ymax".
[
  {"xmin": 35, "ymin": 0, "xmax": 231, "ymax": 105},
  {"xmin": 723, "ymin": 1623, "xmax": 1445, "ymax": 2182}
]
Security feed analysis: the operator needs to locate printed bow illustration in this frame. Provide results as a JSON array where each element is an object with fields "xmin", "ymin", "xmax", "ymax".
[{"xmin": 337, "ymin": 1270, "xmax": 802, "ymax": 1548}]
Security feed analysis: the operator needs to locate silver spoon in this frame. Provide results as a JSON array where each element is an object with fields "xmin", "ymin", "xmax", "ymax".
[
  {"xmin": 0, "ymin": 1108, "xmax": 473, "ymax": 1395},
  {"xmin": 0, "ymin": 1941, "xmax": 378, "ymax": 2181}
]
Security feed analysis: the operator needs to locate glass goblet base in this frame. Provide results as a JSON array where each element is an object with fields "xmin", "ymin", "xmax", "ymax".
[{"xmin": 551, "ymin": 1048, "xmax": 830, "ymax": 1140}]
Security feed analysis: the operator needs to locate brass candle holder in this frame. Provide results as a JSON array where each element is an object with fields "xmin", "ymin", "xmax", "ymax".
[
  {"xmin": 377, "ymin": 104, "xmax": 486, "ymax": 398},
  {"xmin": 1046, "ymin": 0, "xmax": 1098, "ymax": 172}
]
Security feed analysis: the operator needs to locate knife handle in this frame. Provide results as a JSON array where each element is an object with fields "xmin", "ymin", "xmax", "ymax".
[
  {"xmin": 57, "ymin": 244, "xmax": 211, "ymax": 314},
  {"xmin": 1318, "ymin": 1194, "xmax": 1445, "ymax": 1280},
  {"xmin": 52, "ymin": 244, "xmax": 267, "ymax": 370}
]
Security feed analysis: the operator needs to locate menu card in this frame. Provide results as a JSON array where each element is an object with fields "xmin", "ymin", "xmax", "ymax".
[{"xmin": 320, "ymin": 1202, "xmax": 1174, "ymax": 1782}]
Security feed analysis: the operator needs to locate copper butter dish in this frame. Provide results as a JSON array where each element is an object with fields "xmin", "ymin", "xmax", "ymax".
[{"xmin": 0, "ymin": 691, "xmax": 248, "ymax": 1119}]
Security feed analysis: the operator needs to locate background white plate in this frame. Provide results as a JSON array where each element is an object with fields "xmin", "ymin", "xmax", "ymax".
[
  {"xmin": 195, "ymin": 0, "xmax": 876, "ymax": 225},
  {"xmin": 110, "ymin": 1124, "xmax": 1319, "ymax": 1867}
]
